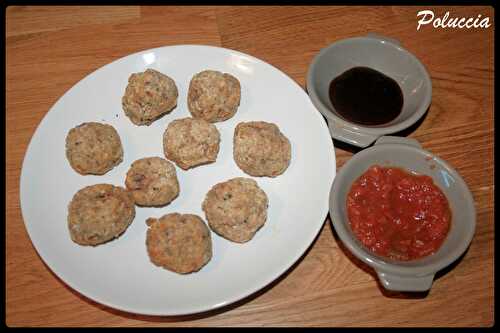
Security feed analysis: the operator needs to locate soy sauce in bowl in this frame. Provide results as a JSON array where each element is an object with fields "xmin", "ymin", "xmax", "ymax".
[{"xmin": 329, "ymin": 67, "xmax": 403, "ymax": 126}]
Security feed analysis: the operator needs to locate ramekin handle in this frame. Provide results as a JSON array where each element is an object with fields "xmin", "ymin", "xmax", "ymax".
[
  {"xmin": 376, "ymin": 271, "xmax": 435, "ymax": 292},
  {"xmin": 374, "ymin": 135, "xmax": 422, "ymax": 148},
  {"xmin": 328, "ymin": 121, "xmax": 378, "ymax": 148}
]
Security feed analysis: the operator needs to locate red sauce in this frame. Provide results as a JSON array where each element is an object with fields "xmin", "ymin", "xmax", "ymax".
[{"xmin": 346, "ymin": 165, "xmax": 451, "ymax": 261}]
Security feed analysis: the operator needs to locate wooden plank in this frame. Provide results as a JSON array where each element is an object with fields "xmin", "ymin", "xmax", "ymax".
[{"xmin": 6, "ymin": 6, "xmax": 141, "ymax": 37}]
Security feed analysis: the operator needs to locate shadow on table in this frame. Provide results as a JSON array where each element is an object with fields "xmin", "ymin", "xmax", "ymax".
[
  {"xmin": 42, "ymin": 221, "xmax": 325, "ymax": 323},
  {"xmin": 327, "ymin": 217, "xmax": 468, "ymax": 300}
]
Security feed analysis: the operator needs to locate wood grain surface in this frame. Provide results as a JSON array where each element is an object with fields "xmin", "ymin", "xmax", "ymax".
[{"xmin": 6, "ymin": 5, "xmax": 494, "ymax": 327}]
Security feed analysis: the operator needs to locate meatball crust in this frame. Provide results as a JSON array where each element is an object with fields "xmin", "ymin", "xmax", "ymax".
[
  {"xmin": 146, "ymin": 213, "xmax": 212, "ymax": 274},
  {"xmin": 187, "ymin": 70, "xmax": 241, "ymax": 122},
  {"xmin": 202, "ymin": 177, "xmax": 268, "ymax": 243},
  {"xmin": 233, "ymin": 121, "xmax": 291, "ymax": 177},
  {"xmin": 125, "ymin": 157, "xmax": 180, "ymax": 207},
  {"xmin": 122, "ymin": 68, "xmax": 178, "ymax": 125},
  {"xmin": 65, "ymin": 122, "xmax": 123, "ymax": 175},
  {"xmin": 163, "ymin": 117, "xmax": 220, "ymax": 170},
  {"xmin": 68, "ymin": 184, "xmax": 135, "ymax": 246}
]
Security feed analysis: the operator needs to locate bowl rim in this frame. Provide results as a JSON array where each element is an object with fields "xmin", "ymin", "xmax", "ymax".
[
  {"xmin": 306, "ymin": 36, "xmax": 433, "ymax": 136},
  {"xmin": 329, "ymin": 141, "xmax": 476, "ymax": 277}
]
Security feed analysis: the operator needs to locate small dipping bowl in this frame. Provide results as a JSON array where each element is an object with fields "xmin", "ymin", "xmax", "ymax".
[
  {"xmin": 307, "ymin": 34, "xmax": 432, "ymax": 147},
  {"xmin": 329, "ymin": 136, "xmax": 476, "ymax": 292}
]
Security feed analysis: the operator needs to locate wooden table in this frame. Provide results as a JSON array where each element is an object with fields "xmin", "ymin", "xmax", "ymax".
[{"xmin": 6, "ymin": 6, "xmax": 494, "ymax": 327}]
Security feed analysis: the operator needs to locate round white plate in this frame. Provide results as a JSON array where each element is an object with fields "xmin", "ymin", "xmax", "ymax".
[{"xmin": 20, "ymin": 45, "xmax": 336, "ymax": 316}]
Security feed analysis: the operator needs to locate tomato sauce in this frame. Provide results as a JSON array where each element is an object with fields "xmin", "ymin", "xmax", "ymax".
[{"xmin": 346, "ymin": 165, "xmax": 451, "ymax": 261}]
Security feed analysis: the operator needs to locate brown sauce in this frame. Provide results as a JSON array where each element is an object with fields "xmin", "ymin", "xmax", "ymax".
[{"xmin": 329, "ymin": 67, "xmax": 403, "ymax": 126}]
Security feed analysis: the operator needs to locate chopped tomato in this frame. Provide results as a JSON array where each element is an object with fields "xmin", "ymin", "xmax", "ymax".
[{"xmin": 346, "ymin": 165, "xmax": 451, "ymax": 261}]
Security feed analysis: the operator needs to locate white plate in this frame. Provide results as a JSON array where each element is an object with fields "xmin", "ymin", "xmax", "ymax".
[{"xmin": 20, "ymin": 45, "xmax": 336, "ymax": 316}]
